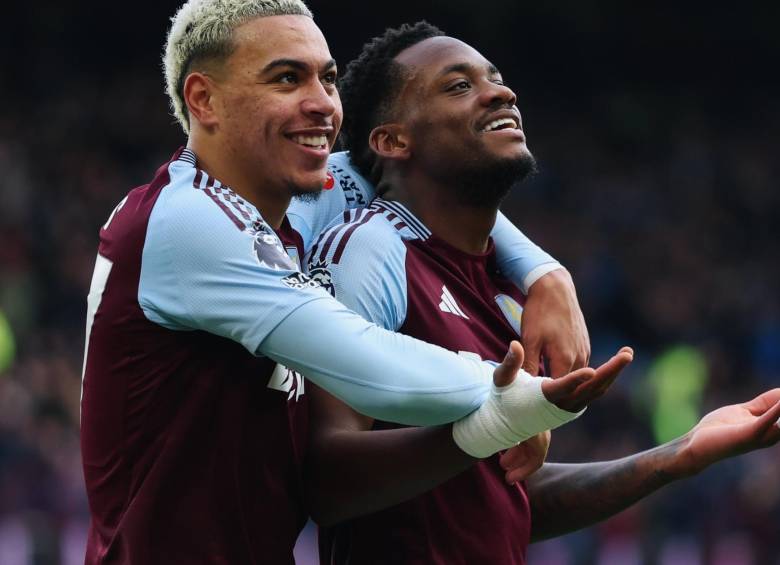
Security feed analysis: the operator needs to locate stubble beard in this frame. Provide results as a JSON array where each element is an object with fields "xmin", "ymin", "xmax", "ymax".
[
  {"xmin": 291, "ymin": 188, "xmax": 324, "ymax": 203},
  {"xmin": 450, "ymin": 150, "xmax": 538, "ymax": 209}
]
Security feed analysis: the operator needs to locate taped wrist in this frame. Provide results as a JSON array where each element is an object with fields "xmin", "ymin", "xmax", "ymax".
[{"xmin": 452, "ymin": 369, "xmax": 585, "ymax": 459}]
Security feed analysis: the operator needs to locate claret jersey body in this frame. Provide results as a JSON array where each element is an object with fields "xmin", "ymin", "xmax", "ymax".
[
  {"xmin": 81, "ymin": 148, "xmax": 322, "ymax": 563},
  {"xmin": 310, "ymin": 198, "xmax": 532, "ymax": 565}
]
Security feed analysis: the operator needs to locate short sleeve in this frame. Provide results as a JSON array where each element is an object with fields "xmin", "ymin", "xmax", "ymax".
[
  {"xmin": 492, "ymin": 211, "xmax": 562, "ymax": 293},
  {"xmin": 305, "ymin": 212, "xmax": 407, "ymax": 331}
]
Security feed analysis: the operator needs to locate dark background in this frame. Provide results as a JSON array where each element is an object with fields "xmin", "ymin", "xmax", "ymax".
[{"xmin": 1, "ymin": 1, "xmax": 778, "ymax": 563}]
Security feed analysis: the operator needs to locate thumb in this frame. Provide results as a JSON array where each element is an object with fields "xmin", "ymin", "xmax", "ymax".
[{"xmin": 494, "ymin": 341, "xmax": 525, "ymax": 387}]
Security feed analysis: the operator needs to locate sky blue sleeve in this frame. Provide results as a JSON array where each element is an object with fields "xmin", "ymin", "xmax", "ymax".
[
  {"xmin": 139, "ymin": 175, "xmax": 490, "ymax": 425},
  {"xmin": 492, "ymin": 211, "xmax": 562, "ymax": 293},
  {"xmin": 287, "ymin": 151, "xmax": 377, "ymax": 252},
  {"xmin": 138, "ymin": 179, "xmax": 334, "ymax": 354},
  {"xmin": 305, "ymin": 214, "xmax": 407, "ymax": 331},
  {"xmin": 260, "ymin": 299, "xmax": 490, "ymax": 425}
]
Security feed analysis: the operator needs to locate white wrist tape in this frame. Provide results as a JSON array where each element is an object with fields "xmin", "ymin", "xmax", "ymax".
[{"xmin": 452, "ymin": 369, "xmax": 585, "ymax": 459}]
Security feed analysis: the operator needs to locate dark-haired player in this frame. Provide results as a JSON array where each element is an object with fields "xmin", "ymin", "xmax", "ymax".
[{"xmin": 305, "ymin": 22, "xmax": 780, "ymax": 564}]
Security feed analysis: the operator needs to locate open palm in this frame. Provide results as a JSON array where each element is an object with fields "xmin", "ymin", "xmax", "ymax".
[{"xmin": 682, "ymin": 388, "xmax": 780, "ymax": 474}]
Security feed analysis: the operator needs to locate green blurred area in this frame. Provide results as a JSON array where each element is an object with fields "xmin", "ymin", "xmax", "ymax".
[
  {"xmin": 0, "ymin": 308, "xmax": 16, "ymax": 374},
  {"xmin": 645, "ymin": 346, "xmax": 708, "ymax": 444}
]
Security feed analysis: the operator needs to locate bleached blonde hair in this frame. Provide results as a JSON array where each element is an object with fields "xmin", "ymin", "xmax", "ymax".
[{"xmin": 163, "ymin": 0, "xmax": 313, "ymax": 134}]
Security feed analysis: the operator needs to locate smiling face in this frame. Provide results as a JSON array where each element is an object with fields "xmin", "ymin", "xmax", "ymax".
[
  {"xmin": 211, "ymin": 15, "xmax": 341, "ymax": 196},
  {"xmin": 389, "ymin": 36, "xmax": 535, "ymax": 204}
]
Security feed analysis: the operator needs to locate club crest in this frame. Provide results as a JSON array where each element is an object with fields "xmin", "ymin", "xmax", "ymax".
[{"xmin": 495, "ymin": 294, "xmax": 523, "ymax": 337}]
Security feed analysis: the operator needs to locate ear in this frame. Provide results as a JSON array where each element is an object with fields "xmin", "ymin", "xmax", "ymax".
[
  {"xmin": 369, "ymin": 124, "xmax": 411, "ymax": 161},
  {"xmin": 183, "ymin": 72, "xmax": 219, "ymax": 129}
]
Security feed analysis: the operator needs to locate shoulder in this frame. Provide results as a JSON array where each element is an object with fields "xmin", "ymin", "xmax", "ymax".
[
  {"xmin": 151, "ymin": 164, "xmax": 257, "ymax": 235},
  {"xmin": 306, "ymin": 206, "xmax": 409, "ymax": 329},
  {"xmin": 307, "ymin": 206, "xmax": 404, "ymax": 270}
]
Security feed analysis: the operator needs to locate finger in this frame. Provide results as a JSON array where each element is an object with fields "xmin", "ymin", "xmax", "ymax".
[
  {"xmin": 590, "ymin": 347, "xmax": 634, "ymax": 390},
  {"xmin": 493, "ymin": 341, "xmax": 525, "ymax": 387},
  {"xmin": 573, "ymin": 349, "xmax": 589, "ymax": 372},
  {"xmin": 547, "ymin": 350, "xmax": 576, "ymax": 379},
  {"xmin": 505, "ymin": 461, "xmax": 543, "ymax": 484},
  {"xmin": 753, "ymin": 399, "xmax": 780, "ymax": 436},
  {"xmin": 541, "ymin": 367, "xmax": 595, "ymax": 405},
  {"xmin": 743, "ymin": 388, "xmax": 780, "ymax": 416},
  {"xmin": 499, "ymin": 445, "xmax": 528, "ymax": 470},
  {"xmin": 521, "ymin": 336, "xmax": 541, "ymax": 376}
]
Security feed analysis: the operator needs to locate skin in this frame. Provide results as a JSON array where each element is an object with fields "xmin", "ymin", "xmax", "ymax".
[
  {"xmin": 183, "ymin": 15, "xmax": 341, "ymax": 228},
  {"xmin": 306, "ymin": 36, "xmax": 634, "ymax": 525},
  {"xmin": 520, "ymin": 388, "xmax": 780, "ymax": 540}
]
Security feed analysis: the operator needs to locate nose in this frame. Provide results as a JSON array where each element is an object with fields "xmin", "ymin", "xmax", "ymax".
[
  {"xmin": 301, "ymin": 80, "xmax": 338, "ymax": 119},
  {"xmin": 480, "ymin": 80, "xmax": 517, "ymax": 108}
]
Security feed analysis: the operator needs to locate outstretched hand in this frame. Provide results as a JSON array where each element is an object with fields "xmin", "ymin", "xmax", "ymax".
[
  {"xmin": 675, "ymin": 388, "xmax": 780, "ymax": 476},
  {"xmin": 541, "ymin": 346, "xmax": 634, "ymax": 412},
  {"xmin": 493, "ymin": 340, "xmax": 633, "ymax": 413},
  {"xmin": 521, "ymin": 269, "xmax": 590, "ymax": 377},
  {"xmin": 487, "ymin": 342, "xmax": 631, "ymax": 482}
]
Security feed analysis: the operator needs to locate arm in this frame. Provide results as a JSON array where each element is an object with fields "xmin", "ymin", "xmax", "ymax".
[
  {"xmin": 524, "ymin": 388, "xmax": 780, "ymax": 541},
  {"xmin": 305, "ymin": 374, "xmax": 497, "ymax": 525},
  {"xmin": 140, "ymin": 175, "xmax": 590, "ymax": 426},
  {"xmin": 303, "ymin": 216, "xmax": 632, "ymax": 522},
  {"xmin": 307, "ymin": 342, "xmax": 631, "ymax": 525},
  {"xmin": 139, "ymin": 180, "xmax": 491, "ymax": 425}
]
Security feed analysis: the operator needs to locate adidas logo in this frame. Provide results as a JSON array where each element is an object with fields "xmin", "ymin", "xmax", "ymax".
[{"xmin": 439, "ymin": 285, "xmax": 469, "ymax": 319}]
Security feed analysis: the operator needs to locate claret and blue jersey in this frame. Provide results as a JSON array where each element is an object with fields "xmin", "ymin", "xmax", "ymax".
[
  {"xmin": 81, "ymin": 148, "xmax": 323, "ymax": 563},
  {"xmin": 309, "ymin": 198, "xmax": 533, "ymax": 564}
]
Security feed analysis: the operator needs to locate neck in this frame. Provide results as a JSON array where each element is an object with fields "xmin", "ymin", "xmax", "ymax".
[
  {"xmin": 382, "ymin": 168, "xmax": 497, "ymax": 255},
  {"xmin": 188, "ymin": 134, "xmax": 290, "ymax": 229}
]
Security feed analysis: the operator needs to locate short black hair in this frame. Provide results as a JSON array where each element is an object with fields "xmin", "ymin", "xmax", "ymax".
[{"xmin": 338, "ymin": 21, "xmax": 444, "ymax": 181}]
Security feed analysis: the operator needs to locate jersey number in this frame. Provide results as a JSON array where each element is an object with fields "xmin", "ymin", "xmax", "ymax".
[{"xmin": 80, "ymin": 254, "xmax": 114, "ymax": 410}]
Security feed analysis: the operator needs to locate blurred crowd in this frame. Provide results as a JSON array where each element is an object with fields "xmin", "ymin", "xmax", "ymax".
[{"xmin": 2, "ymin": 4, "xmax": 780, "ymax": 564}]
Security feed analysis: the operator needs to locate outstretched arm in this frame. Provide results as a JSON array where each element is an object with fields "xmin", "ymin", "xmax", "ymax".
[
  {"xmin": 307, "ymin": 343, "xmax": 632, "ymax": 525},
  {"xmin": 522, "ymin": 388, "xmax": 780, "ymax": 541}
]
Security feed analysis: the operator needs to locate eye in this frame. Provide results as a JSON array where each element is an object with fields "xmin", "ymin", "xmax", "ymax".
[
  {"xmin": 274, "ymin": 71, "xmax": 298, "ymax": 84},
  {"xmin": 321, "ymin": 70, "xmax": 338, "ymax": 86},
  {"xmin": 447, "ymin": 79, "xmax": 471, "ymax": 92}
]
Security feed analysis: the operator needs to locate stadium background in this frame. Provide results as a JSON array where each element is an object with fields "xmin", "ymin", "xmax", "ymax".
[{"xmin": 1, "ymin": 1, "xmax": 778, "ymax": 563}]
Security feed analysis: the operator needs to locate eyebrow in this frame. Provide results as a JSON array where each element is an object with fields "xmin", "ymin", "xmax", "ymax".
[
  {"xmin": 260, "ymin": 58, "xmax": 337, "ymax": 74},
  {"xmin": 437, "ymin": 62, "xmax": 500, "ymax": 78}
]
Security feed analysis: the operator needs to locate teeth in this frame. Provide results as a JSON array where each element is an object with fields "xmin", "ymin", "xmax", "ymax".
[
  {"xmin": 293, "ymin": 134, "xmax": 328, "ymax": 148},
  {"xmin": 482, "ymin": 118, "xmax": 517, "ymax": 133}
]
